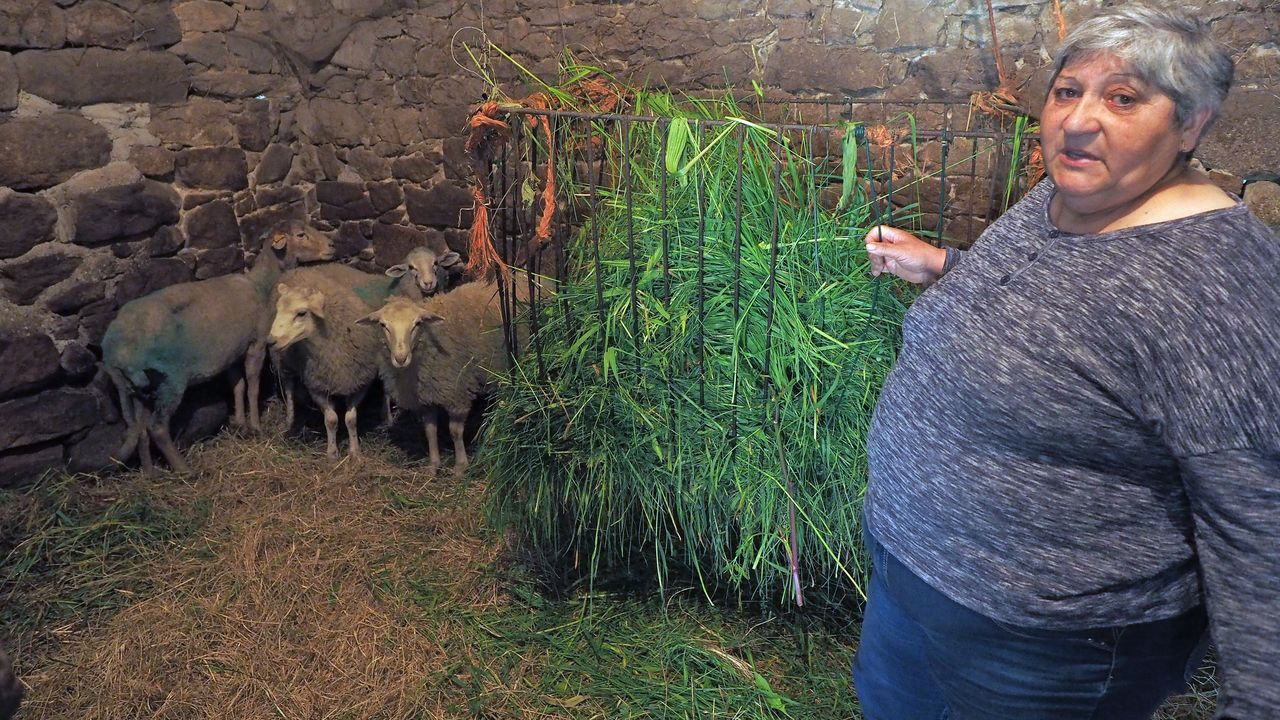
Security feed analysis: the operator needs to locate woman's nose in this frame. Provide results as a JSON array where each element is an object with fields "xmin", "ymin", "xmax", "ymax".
[{"xmin": 1060, "ymin": 96, "xmax": 1103, "ymax": 133}]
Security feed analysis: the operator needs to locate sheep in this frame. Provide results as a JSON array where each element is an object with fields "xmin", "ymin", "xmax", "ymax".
[
  {"xmin": 356, "ymin": 272, "xmax": 547, "ymax": 474},
  {"xmin": 269, "ymin": 248, "xmax": 461, "ymax": 430},
  {"xmin": 103, "ymin": 220, "xmax": 334, "ymax": 475},
  {"xmin": 384, "ymin": 246, "xmax": 462, "ymax": 298},
  {"xmin": 267, "ymin": 266, "xmax": 389, "ymax": 461}
]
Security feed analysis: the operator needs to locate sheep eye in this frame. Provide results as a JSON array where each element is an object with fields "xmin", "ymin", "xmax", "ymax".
[{"xmin": 295, "ymin": 310, "xmax": 307, "ymax": 318}]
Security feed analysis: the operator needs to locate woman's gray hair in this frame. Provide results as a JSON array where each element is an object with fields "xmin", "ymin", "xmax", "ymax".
[{"xmin": 1050, "ymin": 5, "xmax": 1234, "ymax": 131}]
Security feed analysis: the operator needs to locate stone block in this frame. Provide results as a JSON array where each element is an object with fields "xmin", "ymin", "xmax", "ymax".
[
  {"xmin": 184, "ymin": 199, "xmax": 240, "ymax": 249},
  {"xmin": 0, "ymin": 191, "xmax": 57, "ymax": 259},
  {"xmin": 68, "ymin": 421, "xmax": 127, "ymax": 474},
  {"xmin": 174, "ymin": 0, "xmax": 239, "ymax": 33},
  {"xmin": 317, "ymin": 180, "xmax": 377, "ymax": 221},
  {"xmin": 0, "ymin": 333, "xmax": 61, "ymax": 400},
  {"xmin": 0, "ymin": 251, "xmax": 82, "ymax": 305},
  {"xmin": 194, "ymin": 246, "xmax": 245, "ymax": 279},
  {"xmin": 1199, "ymin": 90, "xmax": 1280, "ymax": 178},
  {"xmin": 79, "ymin": 297, "xmax": 119, "ymax": 347},
  {"xmin": 253, "ymin": 185, "xmax": 304, "ymax": 208},
  {"xmin": 391, "ymin": 152, "xmax": 439, "ymax": 183},
  {"xmin": 1244, "ymin": 180, "xmax": 1280, "ymax": 229},
  {"xmin": 150, "ymin": 97, "xmax": 236, "ymax": 148},
  {"xmin": 64, "ymin": 0, "xmax": 136, "ymax": 48},
  {"xmin": 0, "ymin": 113, "xmax": 112, "ymax": 191},
  {"xmin": 764, "ymin": 44, "xmax": 902, "ymax": 95},
  {"xmin": 148, "ymin": 225, "xmax": 187, "ymax": 257},
  {"xmin": 131, "ymin": 145, "xmax": 177, "ymax": 179},
  {"xmin": 73, "ymin": 180, "xmax": 181, "ymax": 247},
  {"xmin": 406, "ymin": 182, "xmax": 474, "ymax": 228},
  {"xmin": 191, "ymin": 71, "xmax": 276, "ymax": 99},
  {"xmin": 0, "ymin": 444, "xmax": 65, "ymax": 487},
  {"xmin": 345, "ymin": 147, "xmax": 391, "ymax": 180},
  {"xmin": 333, "ymin": 222, "xmax": 371, "ymax": 258},
  {"xmin": 0, "ymin": 51, "xmax": 15, "ymax": 111},
  {"xmin": 255, "ymin": 143, "xmax": 294, "ymax": 185},
  {"xmin": 60, "ymin": 341, "xmax": 98, "ymax": 380},
  {"xmin": 371, "ymin": 223, "xmax": 432, "ymax": 268},
  {"xmin": 134, "ymin": 3, "xmax": 183, "ymax": 48},
  {"xmin": 14, "ymin": 48, "xmax": 188, "ymax": 106},
  {"xmin": 235, "ymin": 98, "xmax": 274, "ymax": 152},
  {"xmin": 46, "ymin": 280, "xmax": 106, "ymax": 315},
  {"xmin": 297, "ymin": 97, "xmax": 369, "ymax": 146},
  {"xmin": 368, "ymin": 180, "xmax": 403, "ymax": 214},
  {"xmin": 176, "ymin": 146, "xmax": 249, "ymax": 191},
  {"xmin": 0, "ymin": 387, "xmax": 99, "ymax": 450},
  {"xmin": 0, "ymin": 3, "xmax": 66, "ymax": 49},
  {"xmin": 113, "ymin": 257, "xmax": 193, "ymax": 306}
]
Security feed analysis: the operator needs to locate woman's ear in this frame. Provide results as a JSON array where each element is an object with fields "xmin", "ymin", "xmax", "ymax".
[{"xmin": 1181, "ymin": 108, "xmax": 1214, "ymax": 154}]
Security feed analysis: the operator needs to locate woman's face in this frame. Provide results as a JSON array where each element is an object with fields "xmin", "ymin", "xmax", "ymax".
[{"xmin": 1040, "ymin": 54, "xmax": 1205, "ymax": 218}]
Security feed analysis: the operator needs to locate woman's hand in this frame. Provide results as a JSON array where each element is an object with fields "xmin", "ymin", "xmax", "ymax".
[{"xmin": 864, "ymin": 226, "xmax": 949, "ymax": 285}]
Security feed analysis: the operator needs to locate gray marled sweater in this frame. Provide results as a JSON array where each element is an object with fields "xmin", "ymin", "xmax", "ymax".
[{"xmin": 865, "ymin": 178, "xmax": 1280, "ymax": 719}]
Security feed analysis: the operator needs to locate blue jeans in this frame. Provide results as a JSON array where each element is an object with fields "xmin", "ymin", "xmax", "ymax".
[{"xmin": 852, "ymin": 534, "xmax": 1209, "ymax": 720}]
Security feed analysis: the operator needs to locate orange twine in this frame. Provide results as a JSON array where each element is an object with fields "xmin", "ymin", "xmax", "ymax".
[
  {"xmin": 464, "ymin": 101, "xmax": 511, "ymax": 280},
  {"xmin": 1051, "ymin": 0, "xmax": 1068, "ymax": 42}
]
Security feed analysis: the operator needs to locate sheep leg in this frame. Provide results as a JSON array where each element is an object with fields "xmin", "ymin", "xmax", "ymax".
[
  {"xmin": 135, "ymin": 400, "xmax": 154, "ymax": 476},
  {"xmin": 228, "ymin": 363, "xmax": 247, "ymax": 430},
  {"xmin": 344, "ymin": 388, "xmax": 369, "ymax": 459},
  {"xmin": 283, "ymin": 377, "xmax": 296, "ymax": 432},
  {"xmin": 245, "ymin": 340, "xmax": 266, "ymax": 434},
  {"xmin": 313, "ymin": 391, "xmax": 340, "ymax": 460},
  {"xmin": 106, "ymin": 368, "xmax": 139, "ymax": 462},
  {"xmin": 421, "ymin": 408, "xmax": 441, "ymax": 475},
  {"xmin": 149, "ymin": 396, "xmax": 190, "ymax": 475},
  {"xmin": 448, "ymin": 414, "xmax": 469, "ymax": 474}
]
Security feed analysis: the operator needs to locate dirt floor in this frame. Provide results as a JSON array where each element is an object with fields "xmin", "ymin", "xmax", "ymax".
[{"xmin": 0, "ymin": 405, "xmax": 1217, "ymax": 720}]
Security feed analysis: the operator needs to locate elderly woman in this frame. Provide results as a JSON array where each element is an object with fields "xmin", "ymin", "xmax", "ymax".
[{"xmin": 853, "ymin": 5, "xmax": 1278, "ymax": 720}]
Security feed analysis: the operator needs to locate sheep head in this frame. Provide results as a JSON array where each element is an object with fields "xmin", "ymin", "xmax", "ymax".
[
  {"xmin": 385, "ymin": 247, "xmax": 462, "ymax": 296},
  {"xmin": 269, "ymin": 283, "xmax": 326, "ymax": 350},
  {"xmin": 269, "ymin": 220, "xmax": 336, "ymax": 267},
  {"xmin": 356, "ymin": 296, "xmax": 442, "ymax": 369}
]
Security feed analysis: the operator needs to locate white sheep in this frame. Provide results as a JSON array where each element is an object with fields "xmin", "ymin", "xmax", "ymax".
[
  {"xmin": 384, "ymin": 246, "xmax": 462, "ymax": 298},
  {"xmin": 356, "ymin": 272, "xmax": 547, "ymax": 474},
  {"xmin": 103, "ymin": 221, "xmax": 334, "ymax": 475},
  {"xmin": 267, "ymin": 266, "xmax": 388, "ymax": 461}
]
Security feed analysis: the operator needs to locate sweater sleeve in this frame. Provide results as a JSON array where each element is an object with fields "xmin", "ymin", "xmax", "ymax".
[{"xmin": 1179, "ymin": 449, "xmax": 1280, "ymax": 720}]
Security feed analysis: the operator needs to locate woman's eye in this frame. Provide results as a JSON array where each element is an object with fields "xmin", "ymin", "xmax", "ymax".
[
  {"xmin": 1110, "ymin": 93, "xmax": 1136, "ymax": 106},
  {"xmin": 1053, "ymin": 87, "xmax": 1079, "ymax": 100}
]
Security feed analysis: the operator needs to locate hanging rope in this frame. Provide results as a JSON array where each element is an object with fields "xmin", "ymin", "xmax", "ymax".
[
  {"xmin": 1051, "ymin": 0, "xmax": 1068, "ymax": 42},
  {"xmin": 464, "ymin": 100, "xmax": 511, "ymax": 281}
]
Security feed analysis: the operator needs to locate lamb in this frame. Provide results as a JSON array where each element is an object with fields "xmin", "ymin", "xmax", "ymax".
[
  {"xmin": 356, "ymin": 272, "xmax": 546, "ymax": 474},
  {"xmin": 102, "ymin": 220, "xmax": 334, "ymax": 475},
  {"xmin": 267, "ymin": 266, "xmax": 389, "ymax": 460}
]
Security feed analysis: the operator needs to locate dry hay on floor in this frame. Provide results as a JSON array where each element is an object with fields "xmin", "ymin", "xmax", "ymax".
[{"xmin": 18, "ymin": 418, "xmax": 511, "ymax": 720}]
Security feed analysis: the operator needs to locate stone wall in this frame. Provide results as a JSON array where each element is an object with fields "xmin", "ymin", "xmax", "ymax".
[{"xmin": 0, "ymin": 0, "xmax": 1276, "ymax": 483}]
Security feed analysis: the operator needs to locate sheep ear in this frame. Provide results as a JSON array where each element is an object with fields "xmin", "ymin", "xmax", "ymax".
[
  {"xmin": 355, "ymin": 312, "xmax": 379, "ymax": 326},
  {"xmin": 439, "ymin": 251, "xmax": 462, "ymax": 267},
  {"xmin": 385, "ymin": 264, "xmax": 408, "ymax": 278},
  {"xmin": 308, "ymin": 291, "xmax": 326, "ymax": 319},
  {"xmin": 270, "ymin": 233, "xmax": 288, "ymax": 250},
  {"xmin": 276, "ymin": 282, "xmax": 288, "ymax": 294},
  {"xmin": 422, "ymin": 312, "xmax": 444, "ymax": 324}
]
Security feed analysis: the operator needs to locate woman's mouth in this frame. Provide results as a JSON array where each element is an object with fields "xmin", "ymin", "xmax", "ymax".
[{"xmin": 1060, "ymin": 148, "xmax": 1100, "ymax": 165}]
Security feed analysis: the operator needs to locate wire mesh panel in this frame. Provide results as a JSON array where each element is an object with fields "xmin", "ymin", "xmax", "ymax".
[{"xmin": 472, "ymin": 97, "xmax": 1038, "ymax": 608}]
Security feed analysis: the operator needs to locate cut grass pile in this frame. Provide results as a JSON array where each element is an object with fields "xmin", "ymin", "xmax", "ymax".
[{"xmin": 0, "ymin": 413, "xmax": 866, "ymax": 719}]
